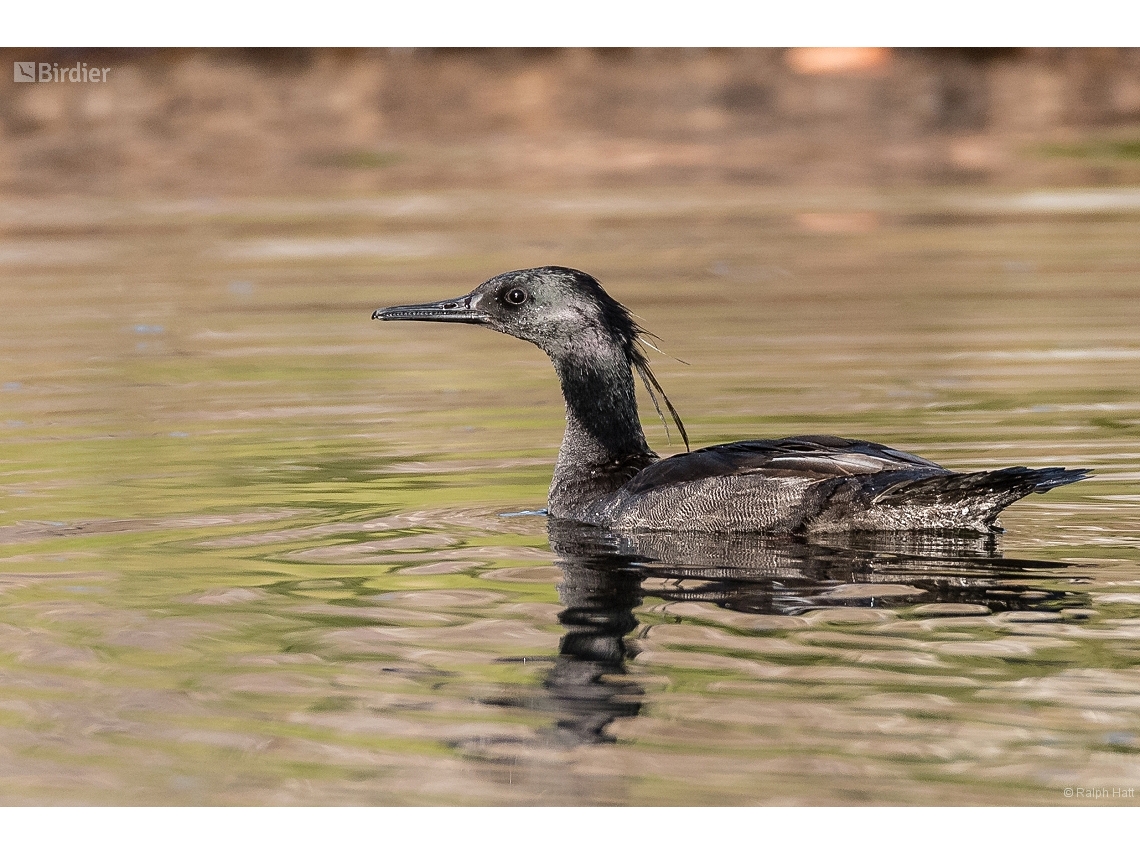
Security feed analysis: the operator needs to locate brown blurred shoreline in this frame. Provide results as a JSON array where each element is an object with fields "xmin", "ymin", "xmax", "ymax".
[{"xmin": 3, "ymin": 47, "xmax": 1140, "ymax": 196}]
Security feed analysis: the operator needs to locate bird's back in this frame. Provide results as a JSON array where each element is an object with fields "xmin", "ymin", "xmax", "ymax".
[{"xmin": 564, "ymin": 435, "xmax": 1088, "ymax": 534}]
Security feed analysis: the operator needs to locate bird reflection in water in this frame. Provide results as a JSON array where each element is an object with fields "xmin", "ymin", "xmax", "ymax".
[{"xmin": 517, "ymin": 521, "xmax": 1088, "ymax": 746}]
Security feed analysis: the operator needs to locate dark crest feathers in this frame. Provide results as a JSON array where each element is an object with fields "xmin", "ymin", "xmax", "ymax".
[{"xmin": 562, "ymin": 268, "xmax": 690, "ymax": 451}]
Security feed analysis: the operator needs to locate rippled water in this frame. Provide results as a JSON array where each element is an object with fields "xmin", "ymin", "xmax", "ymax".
[{"xmin": 1, "ymin": 188, "xmax": 1139, "ymax": 805}]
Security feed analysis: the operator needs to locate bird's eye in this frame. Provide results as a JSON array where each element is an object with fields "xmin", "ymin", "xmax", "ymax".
[{"xmin": 504, "ymin": 288, "xmax": 528, "ymax": 306}]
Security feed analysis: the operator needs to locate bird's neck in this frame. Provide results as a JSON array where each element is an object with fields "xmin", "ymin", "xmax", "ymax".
[{"xmin": 547, "ymin": 347, "xmax": 657, "ymax": 516}]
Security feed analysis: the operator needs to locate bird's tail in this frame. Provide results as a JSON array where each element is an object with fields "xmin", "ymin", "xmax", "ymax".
[
  {"xmin": 866, "ymin": 465, "xmax": 1091, "ymax": 531},
  {"xmin": 808, "ymin": 466, "xmax": 1090, "ymax": 534},
  {"xmin": 871, "ymin": 466, "xmax": 1090, "ymax": 506}
]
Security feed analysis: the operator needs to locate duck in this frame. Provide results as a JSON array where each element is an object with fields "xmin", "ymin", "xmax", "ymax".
[{"xmin": 373, "ymin": 266, "xmax": 1088, "ymax": 534}]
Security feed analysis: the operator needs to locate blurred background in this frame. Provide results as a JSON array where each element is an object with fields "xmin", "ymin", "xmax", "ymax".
[{"xmin": 3, "ymin": 47, "xmax": 1140, "ymax": 196}]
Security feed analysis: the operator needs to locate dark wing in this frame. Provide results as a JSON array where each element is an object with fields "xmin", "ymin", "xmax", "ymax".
[{"xmin": 624, "ymin": 434, "xmax": 947, "ymax": 495}]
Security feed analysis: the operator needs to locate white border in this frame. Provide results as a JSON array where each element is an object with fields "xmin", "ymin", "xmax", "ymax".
[{"xmin": 4, "ymin": 1, "xmax": 1137, "ymax": 48}]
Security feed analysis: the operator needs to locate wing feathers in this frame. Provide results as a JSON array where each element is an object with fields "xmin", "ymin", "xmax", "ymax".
[{"xmin": 624, "ymin": 435, "xmax": 945, "ymax": 495}]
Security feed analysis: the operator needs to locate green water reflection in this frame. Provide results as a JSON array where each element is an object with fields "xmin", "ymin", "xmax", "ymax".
[{"xmin": 1, "ymin": 188, "xmax": 1138, "ymax": 804}]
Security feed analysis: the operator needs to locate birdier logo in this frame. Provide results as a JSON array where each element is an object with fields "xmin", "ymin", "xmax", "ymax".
[{"xmin": 13, "ymin": 61, "xmax": 109, "ymax": 83}]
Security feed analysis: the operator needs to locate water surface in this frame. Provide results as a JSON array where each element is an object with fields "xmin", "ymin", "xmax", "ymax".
[{"xmin": 1, "ymin": 188, "xmax": 1138, "ymax": 804}]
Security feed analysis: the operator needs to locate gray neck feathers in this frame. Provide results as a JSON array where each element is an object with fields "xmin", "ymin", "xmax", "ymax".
[{"xmin": 547, "ymin": 345, "xmax": 657, "ymax": 514}]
